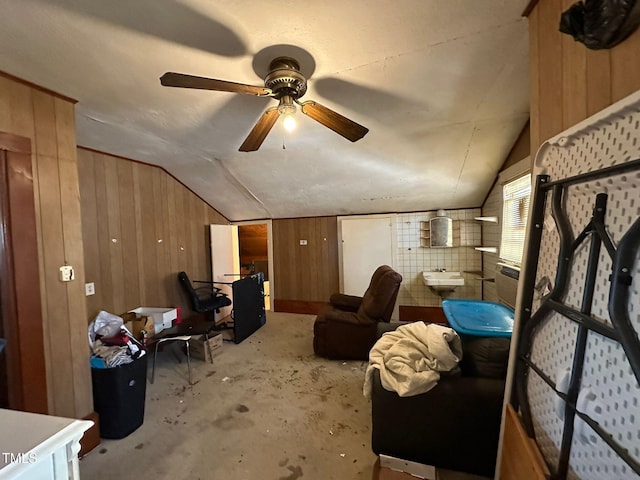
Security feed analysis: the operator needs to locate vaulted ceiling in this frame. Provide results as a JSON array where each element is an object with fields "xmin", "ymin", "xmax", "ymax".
[{"xmin": 0, "ymin": 0, "xmax": 530, "ymax": 221}]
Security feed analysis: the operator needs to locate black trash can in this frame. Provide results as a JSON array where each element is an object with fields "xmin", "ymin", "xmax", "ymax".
[{"xmin": 91, "ymin": 355, "xmax": 147, "ymax": 439}]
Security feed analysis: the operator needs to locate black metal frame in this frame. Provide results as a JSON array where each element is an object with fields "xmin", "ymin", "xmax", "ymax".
[{"xmin": 513, "ymin": 158, "xmax": 640, "ymax": 479}]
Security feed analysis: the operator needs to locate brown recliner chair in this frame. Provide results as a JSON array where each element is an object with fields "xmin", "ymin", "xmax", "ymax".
[{"xmin": 313, "ymin": 265, "xmax": 402, "ymax": 360}]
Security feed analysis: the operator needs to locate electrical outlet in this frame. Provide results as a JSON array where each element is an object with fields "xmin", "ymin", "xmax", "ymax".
[
  {"xmin": 299, "ymin": 239, "xmax": 308, "ymax": 245},
  {"xmin": 85, "ymin": 282, "xmax": 95, "ymax": 296}
]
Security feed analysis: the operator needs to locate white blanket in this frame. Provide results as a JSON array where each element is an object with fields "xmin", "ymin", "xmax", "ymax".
[{"xmin": 363, "ymin": 322, "xmax": 462, "ymax": 399}]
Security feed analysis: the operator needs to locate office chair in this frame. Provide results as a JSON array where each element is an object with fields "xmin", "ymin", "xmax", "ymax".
[
  {"xmin": 177, "ymin": 271, "xmax": 232, "ymax": 318},
  {"xmin": 147, "ymin": 273, "xmax": 232, "ymax": 384}
]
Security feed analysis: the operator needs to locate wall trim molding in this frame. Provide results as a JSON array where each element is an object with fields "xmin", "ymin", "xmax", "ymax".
[
  {"xmin": 0, "ymin": 132, "xmax": 48, "ymax": 413},
  {"xmin": 79, "ymin": 411, "xmax": 100, "ymax": 457},
  {"xmin": 0, "ymin": 70, "xmax": 77, "ymax": 104},
  {"xmin": 273, "ymin": 300, "xmax": 326, "ymax": 316},
  {"xmin": 522, "ymin": 0, "xmax": 539, "ymax": 17}
]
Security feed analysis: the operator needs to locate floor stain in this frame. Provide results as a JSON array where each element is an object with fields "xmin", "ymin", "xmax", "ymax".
[
  {"xmin": 310, "ymin": 366, "xmax": 325, "ymax": 382},
  {"xmin": 134, "ymin": 443, "xmax": 144, "ymax": 450},
  {"xmin": 99, "ymin": 448, "xmax": 107, "ymax": 454},
  {"xmin": 279, "ymin": 465, "xmax": 303, "ymax": 480},
  {"xmin": 212, "ymin": 404, "xmax": 255, "ymax": 431},
  {"xmin": 278, "ymin": 458, "xmax": 289, "ymax": 467}
]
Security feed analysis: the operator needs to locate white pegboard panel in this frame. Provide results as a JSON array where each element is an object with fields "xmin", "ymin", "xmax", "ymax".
[
  {"xmin": 529, "ymin": 312, "xmax": 578, "ymax": 379},
  {"xmin": 531, "ymin": 201, "xmax": 560, "ymax": 313},
  {"xmin": 574, "ymin": 330, "xmax": 640, "ymax": 470},
  {"xmin": 528, "ymin": 373, "xmax": 563, "ymax": 468},
  {"xmin": 570, "ymin": 429, "xmax": 640, "ymax": 480},
  {"xmin": 522, "ymin": 90, "xmax": 640, "ymax": 479}
]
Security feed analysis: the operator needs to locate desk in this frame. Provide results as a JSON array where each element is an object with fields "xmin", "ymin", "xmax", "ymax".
[
  {"xmin": 0, "ymin": 409, "xmax": 92, "ymax": 480},
  {"xmin": 146, "ymin": 317, "xmax": 218, "ymax": 385}
]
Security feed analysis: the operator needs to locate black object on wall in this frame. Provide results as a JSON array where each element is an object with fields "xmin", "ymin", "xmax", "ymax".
[{"xmin": 560, "ymin": 0, "xmax": 640, "ymax": 49}]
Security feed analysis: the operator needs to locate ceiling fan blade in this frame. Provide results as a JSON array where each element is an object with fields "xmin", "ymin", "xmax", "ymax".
[
  {"xmin": 37, "ymin": 0, "xmax": 247, "ymax": 57},
  {"xmin": 160, "ymin": 72, "xmax": 272, "ymax": 96},
  {"xmin": 315, "ymin": 78, "xmax": 416, "ymax": 117},
  {"xmin": 300, "ymin": 101, "xmax": 368, "ymax": 142},
  {"xmin": 239, "ymin": 108, "xmax": 280, "ymax": 152}
]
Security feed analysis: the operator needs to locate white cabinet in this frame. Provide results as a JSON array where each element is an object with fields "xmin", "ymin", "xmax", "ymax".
[{"xmin": 0, "ymin": 409, "xmax": 92, "ymax": 480}]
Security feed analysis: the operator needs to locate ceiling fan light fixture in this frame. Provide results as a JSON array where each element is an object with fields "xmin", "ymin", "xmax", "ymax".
[
  {"xmin": 277, "ymin": 94, "xmax": 296, "ymax": 114},
  {"xmin": 278, "ymin": 94, "xmax": 297, "ymax": 131},
  {"xmin": 282, "ymin": 113, "xmax": 296, "ymax": 132}
]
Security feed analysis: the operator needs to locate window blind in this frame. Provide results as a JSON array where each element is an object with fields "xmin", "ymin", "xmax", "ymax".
[{"xmin": 500, "ymin": 173, "xmax": 531, "ymax": 266}]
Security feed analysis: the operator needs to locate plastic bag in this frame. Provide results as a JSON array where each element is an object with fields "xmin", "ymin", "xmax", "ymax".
[
  {"xmin": 88, "ymin": 311, "xmax": 146, "ymax": 367},
  {"xmin": 88, "ymin": 310, "xmax": 123, "ymax": 347},
  {"xmin": 560, "ymin": 0, "xmax": 640, "ymax": 49}
]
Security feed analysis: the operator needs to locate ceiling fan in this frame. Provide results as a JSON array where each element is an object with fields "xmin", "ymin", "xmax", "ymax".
[{"xmin": 160, "ymin": 56, "xmax": 369, "ymax": 151}]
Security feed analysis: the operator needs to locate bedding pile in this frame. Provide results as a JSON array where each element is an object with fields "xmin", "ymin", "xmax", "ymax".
[{"xmin": 363, "ymin": 322, "xmax": 462, "ymax": 398}]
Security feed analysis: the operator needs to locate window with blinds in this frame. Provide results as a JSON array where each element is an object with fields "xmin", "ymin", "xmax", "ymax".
[{"xmin": 500, "ymin": 173, "xmax": 531, "ymax": 266}]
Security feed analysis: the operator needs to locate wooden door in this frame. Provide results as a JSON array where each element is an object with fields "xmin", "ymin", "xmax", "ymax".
[
  {"xmin": 210, "ymin": 224, "xmax": 240, "ymax": 321},
  {"xmin": 340, "ymin": 216, "xmax": 395, "ymax": 295}
]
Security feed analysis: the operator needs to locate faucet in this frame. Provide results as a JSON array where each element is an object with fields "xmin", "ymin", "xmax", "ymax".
[{"xmin": 435, "ymin": 267, "xmax": 446, "ymax": 272}]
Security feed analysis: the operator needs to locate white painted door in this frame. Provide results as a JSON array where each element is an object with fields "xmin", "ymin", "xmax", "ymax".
[
  {"xmin": 210, "ymin": 224, "xmax": 240, "ymax": 320},
  {"xmin": 340, "ymin": 216, "xmax": 394, "ymax": 296}
]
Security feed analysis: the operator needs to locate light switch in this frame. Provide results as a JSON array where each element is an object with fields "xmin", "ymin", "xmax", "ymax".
[{"xmin": 59, "ymin": 265, "xmax": 74, "ymax": 282}]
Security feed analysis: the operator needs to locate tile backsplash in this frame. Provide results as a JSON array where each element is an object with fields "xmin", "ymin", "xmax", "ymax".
[{"xmin": 396, "ymin": 208, "xmax": 483, "ymax": 307}]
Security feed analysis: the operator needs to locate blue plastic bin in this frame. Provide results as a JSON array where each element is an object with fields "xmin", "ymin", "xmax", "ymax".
[{"xmin": 442, "ymin": 299, "xmax": 514, "ymax": 337}]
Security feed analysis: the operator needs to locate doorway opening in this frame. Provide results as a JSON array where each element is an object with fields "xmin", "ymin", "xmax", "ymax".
[{"xmin": 236, "ymin": 221, "xmax": 272, "ymax": 310}]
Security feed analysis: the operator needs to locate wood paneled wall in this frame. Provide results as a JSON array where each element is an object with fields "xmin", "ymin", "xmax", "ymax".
[
  {"xmin": 272, "ymin": 217, "xmax": 339, "ymax": 309},
  {"xmin": 77, "ymin": 148, "xmax": 228, "ymax": 319},
  {"xmin": 529, "ymin": 0, "xmax": 640, "ymax": 155},
  {"xmin": 0, "ymin": 72, "xmax": 91, "ymax": 418}
]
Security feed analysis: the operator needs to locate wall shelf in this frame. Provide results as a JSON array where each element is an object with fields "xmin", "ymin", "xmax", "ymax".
[
  {"xmin": 475, "ymin": 246, "xmax": 498, "ymax": 253},
  {"xmin": 419, "ymin": 221, "xmax": 430, "ymax": 247},
  {"xmin": 464, "ymin": 270, "xmax": 496, "ymax": 282},
  {"xmin": 474, "ymin": 216, "xmax": 498, "ymax": 223}
]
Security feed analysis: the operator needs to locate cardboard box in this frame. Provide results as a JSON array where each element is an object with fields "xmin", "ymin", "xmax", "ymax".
[
  {"xmin": 376, "ymin": 455, "xmax": 436, "ymax": 480},
  {"xmin": 190, "ymin": 334, "xmax": 223, "ymax": 362},
  {"xmin": 128, "ymin": 307, "xmax": 177, "ymax": 334},
  {"xmin": 122, "ymin": 312, "xmax": 155, "ymax": 341}
]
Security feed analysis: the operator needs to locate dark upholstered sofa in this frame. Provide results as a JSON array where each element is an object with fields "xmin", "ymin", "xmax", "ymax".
[{"xmin": 370, "ymin": 333, "xmax": 511, "ymax": 478}]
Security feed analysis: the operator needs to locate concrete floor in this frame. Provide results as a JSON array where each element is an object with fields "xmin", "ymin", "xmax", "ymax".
[{"xmin": 80, "ymin": 312, "xmax": 490, "ymax": 480}]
